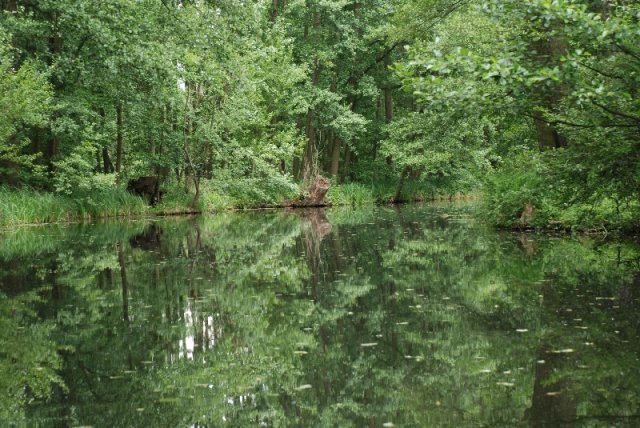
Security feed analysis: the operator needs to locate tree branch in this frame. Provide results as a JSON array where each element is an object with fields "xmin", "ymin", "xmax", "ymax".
[
  {"xmin": 591, "ymin": 100, "xmax": 640, "ymax": 123},
  {"xmin": 615, "ymin": 43, "xmax": 640, "ymax": 63},
  {"xmin": 524, "ymin": 113, "xmax": 637, "ymax": 129},
  {"xmin": 577, "ymin": 60, "xmax": 624, "ymax": 80}
]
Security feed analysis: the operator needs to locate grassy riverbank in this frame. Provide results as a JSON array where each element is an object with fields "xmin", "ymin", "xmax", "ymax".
[
  {"xmin": 0, "ymin": 180, "xmax": 476, "ymax": 227},
  {"xmin": 3, "ymin": 178, "xmax": 637, "ymax": 233},
  {"xmin": 0, "ymin": 187, "xmax": 148, "ymax": 226}
]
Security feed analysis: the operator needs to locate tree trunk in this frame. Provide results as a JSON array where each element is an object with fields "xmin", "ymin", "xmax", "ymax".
[
  {"xmin": 533, "ymin": 111, "xmax": 567, "ymax": 150},
  {"xmin": 3, "ymin": 0, "xmax": 18, "ymax": 11},
  {"xmin": 394, "ymin": 166, "xmax": 410, "ymax": 203},
  {"xmin": 531, "ymin": 34, "xmax": 568, "ymax": 150},
  {"xmin": 103, "ymin": 147, "xmax": 114, "ymax": 173},
  {"xmin": 117, "ymin": 242, "xmax": 129, "ymax": 324},
  {"xmin": 299, "ymin": 175, "xmax": 331, "ymax": 206},
  {"xmin": 329, "ymin": 136, "xmax": 341, "ymax": 181},
  {"xmin": 525, "ymin": 281, "xmax": 576, "ymax": 424},
  {"xmin": 303, "ymin": 55, "xmax": 320, "ymax": 182},
  {"xmin": 95, "ymin": 148, "xmax": 102, "ymax": 173},
  {"xmin": 115, "ymin": 101, "xmax": 124, "ymax": 180},
  {"xmin": 302, "ymin": 8, "xmax": 321, "ymax": 182},
  {"xmin": 384, "ymin": 69, "xmax": 393, "ymax": 123},
  {"xmin": 341, "ymin": 145, "xmax": 352, "ymax": 182}
]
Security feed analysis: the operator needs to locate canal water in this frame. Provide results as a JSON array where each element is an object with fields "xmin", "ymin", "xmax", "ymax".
[{"xmin": 1, "ymin": 204, "xmax": 639, "ymax": 426}]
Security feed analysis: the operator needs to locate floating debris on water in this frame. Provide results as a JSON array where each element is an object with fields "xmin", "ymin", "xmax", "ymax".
[
  {"xmin": 360, "ymin": 342, "xmax": 378, "ymax": 347},
  {"xmin": 516, "ymin": 329, "xmax": 528, "ymax": 333},
  {"xmin": 496, "ymin": 382, "xmax": 514, "ymax": 387},
  {"xmin": 296, "ymin": 384, "xmax": 312, "ymax": 391},
  {"xmin": 550, "ymin": 349, "xmax": 574, "ymax": 354}
]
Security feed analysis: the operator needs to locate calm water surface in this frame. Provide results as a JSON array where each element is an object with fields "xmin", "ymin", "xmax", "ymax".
[{"xmin": 1, "ymin": 204, "xmax": 639, "ymax": 427}]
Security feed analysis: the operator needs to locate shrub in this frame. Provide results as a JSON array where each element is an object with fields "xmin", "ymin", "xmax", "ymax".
[{"xmin": 53, "ymin": 142, "xmax": 116, "ymax": 197}]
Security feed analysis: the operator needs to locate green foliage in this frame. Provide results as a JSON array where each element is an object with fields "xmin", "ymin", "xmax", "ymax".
[
  {"xmin": 53, "ymin": 142, "xmax": 115, "ymax": 196},
  {"xmin": 483, "ymin": 150, "xmax": 640, "ymax": 231},
  {"xmin": 0, "ymin": 30, "xmax": 52, "ymax": 185},
  {"xmin": 482, "ymin": 151, "xmax": 554, "ymax": 227},
  {"xmin": 326, "ymin": 183, "xmax": 375, "ymax": 206},
  {"xmin": 0, "ymin": 289, "xmax": 65, "ymax": 421},
  {"xmin": 1, "ymin": 0, "xmax": 638, "ymax": 230},
  {"xmin": 207, "ymin": 174, "xmax": 299, "ymax": 209},
  {"xmin": 394, "ymin": 0, "xmax": 640, "ymax": 228},
  {"xmin": 380, "ymin": 111, "xmax": 492, "ymax": 197}
]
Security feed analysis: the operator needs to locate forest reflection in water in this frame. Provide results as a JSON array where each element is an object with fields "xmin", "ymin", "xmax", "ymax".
[{"xmin": 1, "ymin": 204, "xmax": 639, "ymax": 427}]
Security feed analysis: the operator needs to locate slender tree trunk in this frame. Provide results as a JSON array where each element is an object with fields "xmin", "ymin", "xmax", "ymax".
[
  {"xmin": 302, "ymin": 10, "xmax": 321, "ymax": 182},
  {"xmin": 342, "ymin": 146, "xmax": 351, "ymax": 182},
  {"xmin": 394, "ymin": 166, "xmax": 410, "ymax": 203},
  {"xmin": 115, "ymin": 101, "xmax": 124, "ymax": 180},
  {"xmin": 303, "ymin": 103, "xmax": 317, "ymax": 181},
  {"xmin": 182, "ymin": 83, "xmax": 200, "ymax": 207},
  {"xmin": 383, "ymin": 54, "xmax": 394, "ymax": 166},
  {"xmin": 95, "ymin": 148, "xmax": 102, "ymax": 173},
  {"xmin": 383, "ymin": 53, "xmax": 394, "ymax": 124},
  {"xmin": 531, "ymin": 33, "xmax": 568, "ymax": 150},
  {"xmin": 3, "ymin": 0, "xmax": 18, "ymax": 11},
  {"xmin": 330, "ymin": 136, "xmax": 341, "ymax": 181},
  {"xmin": 117, "ymin": 242, "xmax": 129, "ymax": 323},
  {"xmin": 328, "ymin": 71, "xmax": 341, "ymax": 181},
  {"xmin": 525, "ymin": 281, "xmax": 576, "ymax": 424},
  {"xmin": 533, "ymin": 112, "xmax": 567, "ymax": 150},
  {"xmin": 103, "ymin": 147, "xmax": 114, "ymax": 173}
]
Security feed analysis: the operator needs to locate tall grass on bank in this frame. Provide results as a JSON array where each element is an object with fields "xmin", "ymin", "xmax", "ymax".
[
  {"xmin": 326, "ymin": 183, "xmax": 376, "ymax": 206},
  {"xmin": 0, "ymin": 187, "xmax": 146, "ymax": 227},
  {"xmin": 1, "ymin": 178, "xmax": 477, "ymax": 227},
  {"xmin": 198, "ymin": 176, "xmax": 299, "ymax": 211},
  {"xmin": 327, "ymin": 182, "xmax": 473, "ymax": 206}
]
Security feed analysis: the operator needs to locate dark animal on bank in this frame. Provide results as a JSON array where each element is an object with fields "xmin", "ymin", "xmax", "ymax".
[{"xmin": 127, "ymin": 176, "xmax": 162, "ymax": 206}]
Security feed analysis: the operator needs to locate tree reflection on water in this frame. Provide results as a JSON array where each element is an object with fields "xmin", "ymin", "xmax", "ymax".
[{"xmin": 0, "ymin": 204, "xmax": 639, "ymax": 426}]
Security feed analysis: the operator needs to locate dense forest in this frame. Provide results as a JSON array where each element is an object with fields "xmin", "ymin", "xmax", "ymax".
[{"xmin": 1, "ymin": 0, "xmax": 639, "ymax": 230}]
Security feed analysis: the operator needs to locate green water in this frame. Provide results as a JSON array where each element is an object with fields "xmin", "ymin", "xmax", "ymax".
[{"xmin": 1, "ymin": 204, "xmax": 639, "ymax": 427}]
